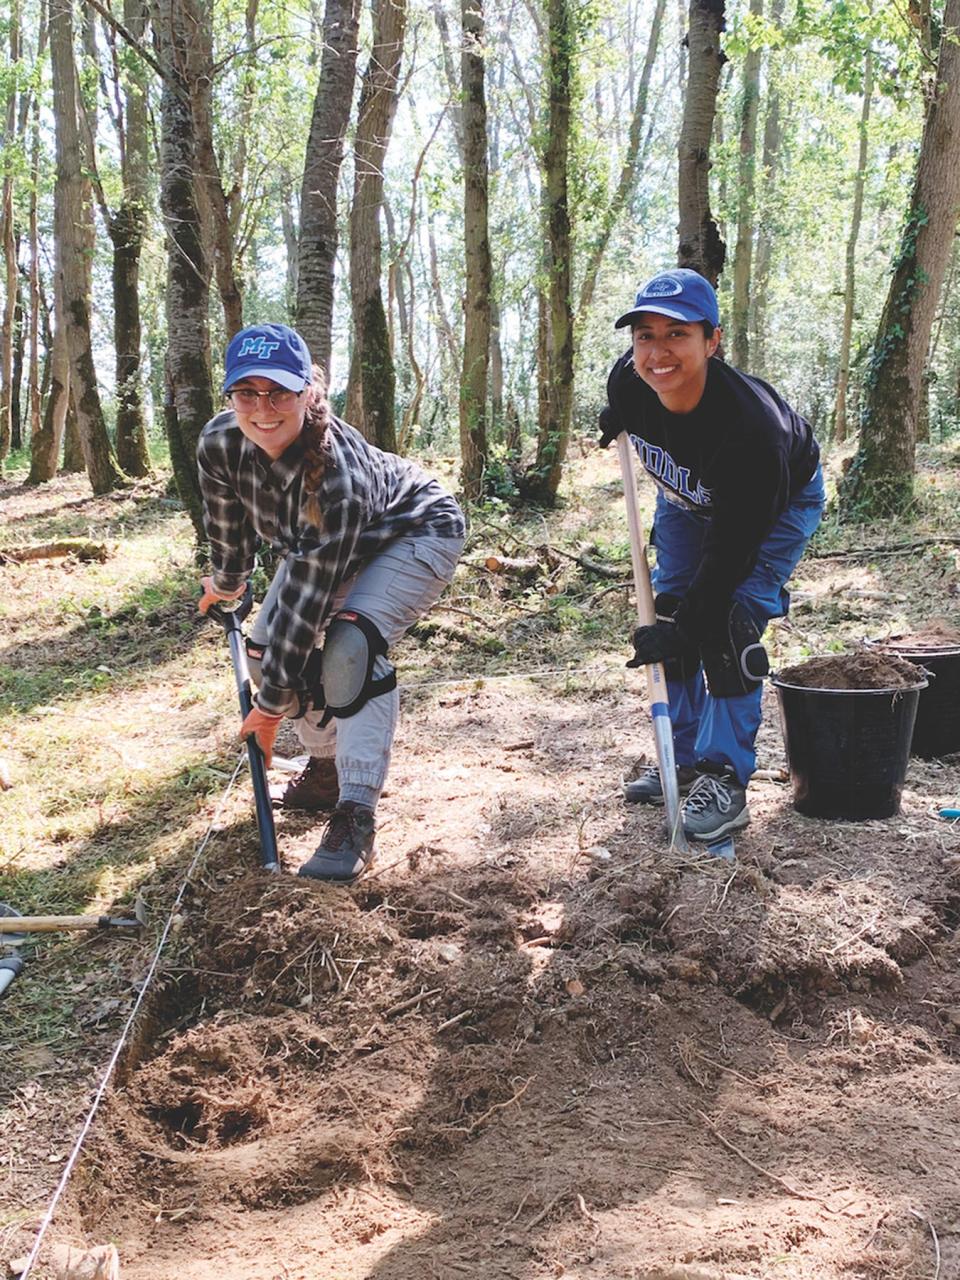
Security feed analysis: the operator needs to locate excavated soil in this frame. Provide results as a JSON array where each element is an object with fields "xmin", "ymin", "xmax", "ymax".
[
  {"xmin": 777, "ymin": 651, "xmax": 925, "ymax": 690},
  {"xmin": 19, "ymin": 678, "xmax": 960, "ymax": 1280}
]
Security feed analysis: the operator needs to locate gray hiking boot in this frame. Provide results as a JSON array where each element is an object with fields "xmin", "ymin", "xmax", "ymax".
[
  {"xmin": 297, "ymin": 802, "xmax": 376, "ymax": 883},
  {"xmin": 681, "ymin": 770, "xmax": 750, "ymax": 841},
  {"xmin": 624, "ymin": 764, "xmax": 699, "ymax": 806},
  {"xmin": 282, "ymin": 756, "xmax": 339, "ymax": 812}
]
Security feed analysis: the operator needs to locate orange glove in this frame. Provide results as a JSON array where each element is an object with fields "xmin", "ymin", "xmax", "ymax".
[
  {"xmin": 240, "ymin": 705, "xmax": 283, "ymax": 768},
  {"xmin": 198, "ymin": 575, "xmax": 247, "ymax": 616}
]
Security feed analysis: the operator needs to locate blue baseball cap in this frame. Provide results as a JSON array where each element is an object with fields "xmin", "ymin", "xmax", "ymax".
[
  {"xmin": 223, "ymin": 323, "xmax": 313, "ymax": 393},
  {"xmin": 614, "ymin": 269, "xmax": 720, "ymax": 330}
]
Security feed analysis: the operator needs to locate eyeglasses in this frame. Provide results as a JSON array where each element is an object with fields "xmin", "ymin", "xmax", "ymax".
[{"xmin": 228, "ymin": 387, "xmax": 303, "ymax": 412}]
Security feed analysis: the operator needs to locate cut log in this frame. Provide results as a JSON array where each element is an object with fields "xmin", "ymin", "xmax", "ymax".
[{"xmin": 0, "ymin": 539, "xmax": 110, "ymax": 564}]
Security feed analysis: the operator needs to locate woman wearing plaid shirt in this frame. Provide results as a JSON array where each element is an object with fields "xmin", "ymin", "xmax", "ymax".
[{"xmin": 198, "ymin": 323, "xmax": 466, "ymax": 883}]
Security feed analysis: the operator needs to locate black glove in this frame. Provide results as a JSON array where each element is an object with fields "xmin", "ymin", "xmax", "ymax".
[
  {"xmin": 598, "ymin": 406, "xmax": 622, "ymax": 449},
  {"xmin": 627, "ymin": 621, "xmax": 691, "ymax": 667}
]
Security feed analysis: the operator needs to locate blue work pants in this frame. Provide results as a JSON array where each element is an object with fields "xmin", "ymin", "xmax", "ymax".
[{"xmin": 651, "ymin": 468, "xmax": 825, "ymax": 785}]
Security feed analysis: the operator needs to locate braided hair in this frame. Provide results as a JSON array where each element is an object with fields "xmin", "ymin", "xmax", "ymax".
[{"xmin": 301, "ymin": 364, "xmax": 332, "ymax": 524}]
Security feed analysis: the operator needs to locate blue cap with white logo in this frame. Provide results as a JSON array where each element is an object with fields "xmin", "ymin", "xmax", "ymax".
[
  {"xmin": 614, "ymin": 269, "xmax": 720, "ymax": 330},
  {"xmin": 223, "ymin": 323, "xmax": 313, "ymax": 393}
]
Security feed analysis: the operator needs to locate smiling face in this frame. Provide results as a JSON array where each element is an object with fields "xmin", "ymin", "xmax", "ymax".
[
  {"xmin": 631, "ymin": 312, "xmax": 720, "ymax": 413},
  {"xmin": 228, "ymin": 376, "xmax": 308, "ymax": 459}
]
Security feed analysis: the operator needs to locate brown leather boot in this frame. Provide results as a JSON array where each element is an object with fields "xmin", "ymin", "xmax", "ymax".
[{"xmin": 281, "ymin": 757, "xmax": 339, "ymax": 812}]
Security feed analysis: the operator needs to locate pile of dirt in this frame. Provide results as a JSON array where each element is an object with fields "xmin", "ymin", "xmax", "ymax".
[
  {"xmin": 877, "ymin": 616, "xmax": 960, "ymax": 651},
  {"xmin": 777, "ymin": 650, "xmax": 924, "ymax": 690}
]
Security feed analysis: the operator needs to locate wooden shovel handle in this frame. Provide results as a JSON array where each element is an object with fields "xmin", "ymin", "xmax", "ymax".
[{"xmin": 0, "ymin": 915, "xmax": 139, "ymax": 933}]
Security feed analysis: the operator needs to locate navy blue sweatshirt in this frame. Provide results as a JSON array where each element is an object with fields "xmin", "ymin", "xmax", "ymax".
[{"xmin": 605, "ymin": 352, "xmax": 820, "ymax": 634}]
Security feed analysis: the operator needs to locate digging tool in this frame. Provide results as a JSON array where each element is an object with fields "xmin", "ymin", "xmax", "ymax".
[
  {"xmin": 206, "ymin": 585, "xmax": 281, "ymax": 873},
  {"xmin": 0, "ymin": 905, "xmax": 25, "ymax": 1000},
  {"xmin": 617, "ymin": 432, "xmax": 689, "ymax": 853},
  {"xmin": 0, "ymin": 912, "xmax": 142, "ymax": 934}
]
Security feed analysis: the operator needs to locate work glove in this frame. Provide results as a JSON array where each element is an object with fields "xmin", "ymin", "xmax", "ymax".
[
  {"xmin": 198, "ymin": 575, "xmax": 247, "ymax": 616},
  {"xmin": 240, "ymin": 705, "xmax": 284, "ymax": 768},
  {"xmin": 627, "ymin": 620, "xmax": 692, "ymax": 668},
  {"xmin": 598, "ymin": 406, "xmax": 622, "ymax": 449}
]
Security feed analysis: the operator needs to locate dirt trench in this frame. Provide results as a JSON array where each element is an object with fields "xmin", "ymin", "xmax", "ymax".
[{"xmin": 39, "ymin": 682, "xmax": 960, "ymax": 1279}]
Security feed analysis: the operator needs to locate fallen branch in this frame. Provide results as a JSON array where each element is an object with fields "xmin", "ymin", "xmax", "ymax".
[
  {"xmin": 384, "ymin": 986, "xmax": 442, "ymax": 1018},
  {"xmin": 0, "ymin": 539, "xmax": 110, "ymax": 564},
  {"xmin": 908, "ymin": 1208, "xmax": 941, "ymax": 1280},
  {"xmin": 809, "ymin": 537, "xmax": 960, "ymax": 560},
  {"xmin": 408, "ymin": 617, "xmax": 505, "ymax": 654},
  {"xmin": 696, "ymin": 1109, "xmax": 833, "ymax": 1210}
]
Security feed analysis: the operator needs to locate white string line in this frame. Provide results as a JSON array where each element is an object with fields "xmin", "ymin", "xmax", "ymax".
[
  {"xmin": 403, "ymin": 660, "xmax": 621, "ymax": 691},
  {"xmin": 18, "ymin": 753, "xmax": 248, "ymax": 1280}
]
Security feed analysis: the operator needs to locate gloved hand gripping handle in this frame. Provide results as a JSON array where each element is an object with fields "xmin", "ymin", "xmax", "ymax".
[{"xmin": 206, "ymin": 586, "xmax": 280, "ymax": 873}]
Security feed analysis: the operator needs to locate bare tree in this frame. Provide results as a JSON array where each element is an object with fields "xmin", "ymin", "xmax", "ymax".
[
  {"xmin": 0, "ymin": 0, "xmax": 21, "ymax": 464},
  {"xmin": 840, "ymin": 0, "xmax": 960, "ymax": 518},
  {"xmin": 677, "ymin": 0, "xmax": 726, "ymax": 283}
]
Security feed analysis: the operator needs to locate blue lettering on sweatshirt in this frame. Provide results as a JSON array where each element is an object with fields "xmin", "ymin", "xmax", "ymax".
[{"xmin": 629, "ymin": 433, "xmax": 712, "ymax": 507}]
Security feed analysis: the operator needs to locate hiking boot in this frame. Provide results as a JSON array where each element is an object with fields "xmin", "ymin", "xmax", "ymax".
[
  {"xmin": 681, "ymin": 770, "xmax": 750, "ymax": 842},
  {"xmin": 297, "ymin": 802, "xmax": 376, "ymax": 883},
  {"xmin": 281, "ymin": 756, "xmax": 339, "ymax": 812},
  {"xmin": 623, "ymin": 764, "xmax": 699, "ymax": 805}
]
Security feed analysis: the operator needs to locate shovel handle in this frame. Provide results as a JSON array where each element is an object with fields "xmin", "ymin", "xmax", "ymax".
[
  {"xmin": 0, "ymin": 915, "xmax": 140, "ymax": 933},
  {"xmin": 205, "ymin": 582, "xmax": 253, "ymax": 628}
]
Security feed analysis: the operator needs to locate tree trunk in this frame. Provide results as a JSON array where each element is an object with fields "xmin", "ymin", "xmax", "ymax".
[
  {"xmin": 840, "ymin": 0, "xmax": 960, "ymax": 519},
  {"xmin": 729, "ymin": 0, "xmax": 762, "ymax": 369},
  {"xmin": 345, "ymin": 0, "xmax": 407, "ymax": 452},
  {"xmin": 191, "ymin": 8, "xmax": 243, "ymax": 339},
  {"xmin": 523, "ymin": 0, "xmax": 574, "ymax": 504},
  {"xmin": 296, "ymin": 0, "xmax": 361, "ymax": 376},
  {"xmin": 749, "ymin": 0, "xmax": 784, "ymax": 379},
  {"xmin": 26, "ymin": 272, "xmax": 68, "ymax": 485},
  {"xmin": 156, "ymin": 0, "xmax": 214, "ymax": 539},
  {"xmin": 27, "ymin": 86, "xmax": 41, "ymax": 452},
  {"xmin": 11, "ymin": 283, "xmax": 23, "ymax": 450},
  {"xmin": 49, "ymin": 0, "xmax": 126, "ymax": 494},
  {"xmin": 459, "ymin": 0, "xmax": 492, "ymax": 499},
  {"xmin": 833, "ymin": 49, "xmax": 872, "ymax": 445},
  {"xmin": 0, "ymin": 0, "xmax": 21, "ymax": 466},
  {"xmin": 677, "ymin": 0, "xmax": 726, "ymax": 284},
  {"xmin": 110, "ymin": 0, "xmax": 153, "ymax": 478}
]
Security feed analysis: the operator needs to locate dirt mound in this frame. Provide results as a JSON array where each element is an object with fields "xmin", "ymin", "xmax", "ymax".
[
  {"xmin": 879, "ymin": 617, "xmax": 960, "ymax": 650},
  {"xmin": 777, "ymin": 650, "xmax": 923, "ymax": 689}
]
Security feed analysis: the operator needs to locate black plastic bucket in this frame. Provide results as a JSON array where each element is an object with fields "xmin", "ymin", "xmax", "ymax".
[
  {"xmin": 771, "ymin": 670, "xmax": 926, "ymax": 819},
  {"xmin": 874, "ymin": 642, "xmax": 960, "ymax": 758}
]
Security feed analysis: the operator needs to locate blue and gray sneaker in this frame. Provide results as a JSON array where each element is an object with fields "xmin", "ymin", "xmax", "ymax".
[
  {"xmin": 681, "ymin": 770, "xmax": 750, "ymax": 842},
  {"xmin": 623, "ymin": 764, "xmax": 700, "ymax": 806}
]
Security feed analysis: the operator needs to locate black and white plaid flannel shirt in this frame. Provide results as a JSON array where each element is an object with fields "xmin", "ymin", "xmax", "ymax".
[{"xmin": 198, "ymin": 412, "xmax": 465, "ymax": 714}]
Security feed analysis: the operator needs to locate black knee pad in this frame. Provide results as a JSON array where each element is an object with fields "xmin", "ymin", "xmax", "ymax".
[
  {"xmin": 319, "ymin": 610, "xmax": 397, "ymax": 726},
  {"xmin": 654, "ymin": 593, "xmax": 702, "ymax": 682},
  {"xmin": 700, "ymin": 601, "xmax": 770, "ymax": 698}
]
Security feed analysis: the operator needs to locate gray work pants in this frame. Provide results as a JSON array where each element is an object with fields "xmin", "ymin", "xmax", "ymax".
[{"xmin": 249, "ymin": 534, "xmax": 463, "ymax": 795}]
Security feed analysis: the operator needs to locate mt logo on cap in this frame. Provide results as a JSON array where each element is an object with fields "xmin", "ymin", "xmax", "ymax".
[
  {"xmin": 614, "ymin": 268, "xmax": 720, "ymax": 330},
  {"xmin": 223, "ymin": 323, "xmax": 313, "ymax": 393}
]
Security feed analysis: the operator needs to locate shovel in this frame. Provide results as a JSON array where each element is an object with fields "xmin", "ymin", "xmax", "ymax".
[{"xmin": 206, "ymin": 586, "xmax": 280, "ymax": 873}]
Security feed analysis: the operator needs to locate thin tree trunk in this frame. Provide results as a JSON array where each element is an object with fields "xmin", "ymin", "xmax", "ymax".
[
  {"xmin": 156, "ymin": 0, "xmax": 214, "ymax": 538},
  {"xmin": 677, "ymin": 0, "xmax": 726, "ymax": 283},
  {"xmin": 345, "ymin": 0, "xmax": 407, "ymax": 452},
  {"xmin": 729, "ymin": 0, "xmax": 762, "ymax": 369},
  {"xmin": 11, "ymin": 282, "xmax": 23, "ymax": 449},
  {"xmin": 840, "ymin": 0, "xmax": 960, "ymax": 518},
  {"xmin": 524, "ymin": 0, "xmax": 574, "ymax": 504},
  {"xmin": 833, "ymin": 48, "xmax": 872, "ymax": 445},
  {"xmin": 750, "ymin": 0, "xmax": 784, "ymax": 379},
  {"xmin": 0, "ymin": 0, "xmax": 21, "ymax": 465},
  {"xmin": 296, "ymin": 0, "xmax": 362, "ymax": 376},
  {"xmin": 27, "ymin": 84, "xmax": 41, "ymax": 450},
  {"xmin": 49, "ymin": 0, "xmax": 126, "ymax": 494},
  {"xmin": 459, "ymin": 0, "xmax": 492, "ymax": 499}
]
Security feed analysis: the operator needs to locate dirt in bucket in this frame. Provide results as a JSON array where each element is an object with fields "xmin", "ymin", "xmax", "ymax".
[
  {"xmin": 778, "ymin": 650, "xmax": 924, "ymax": 690},
  {"xmin": 880, "ymin": 617, "xmax": 960, "ymax": 650}
]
